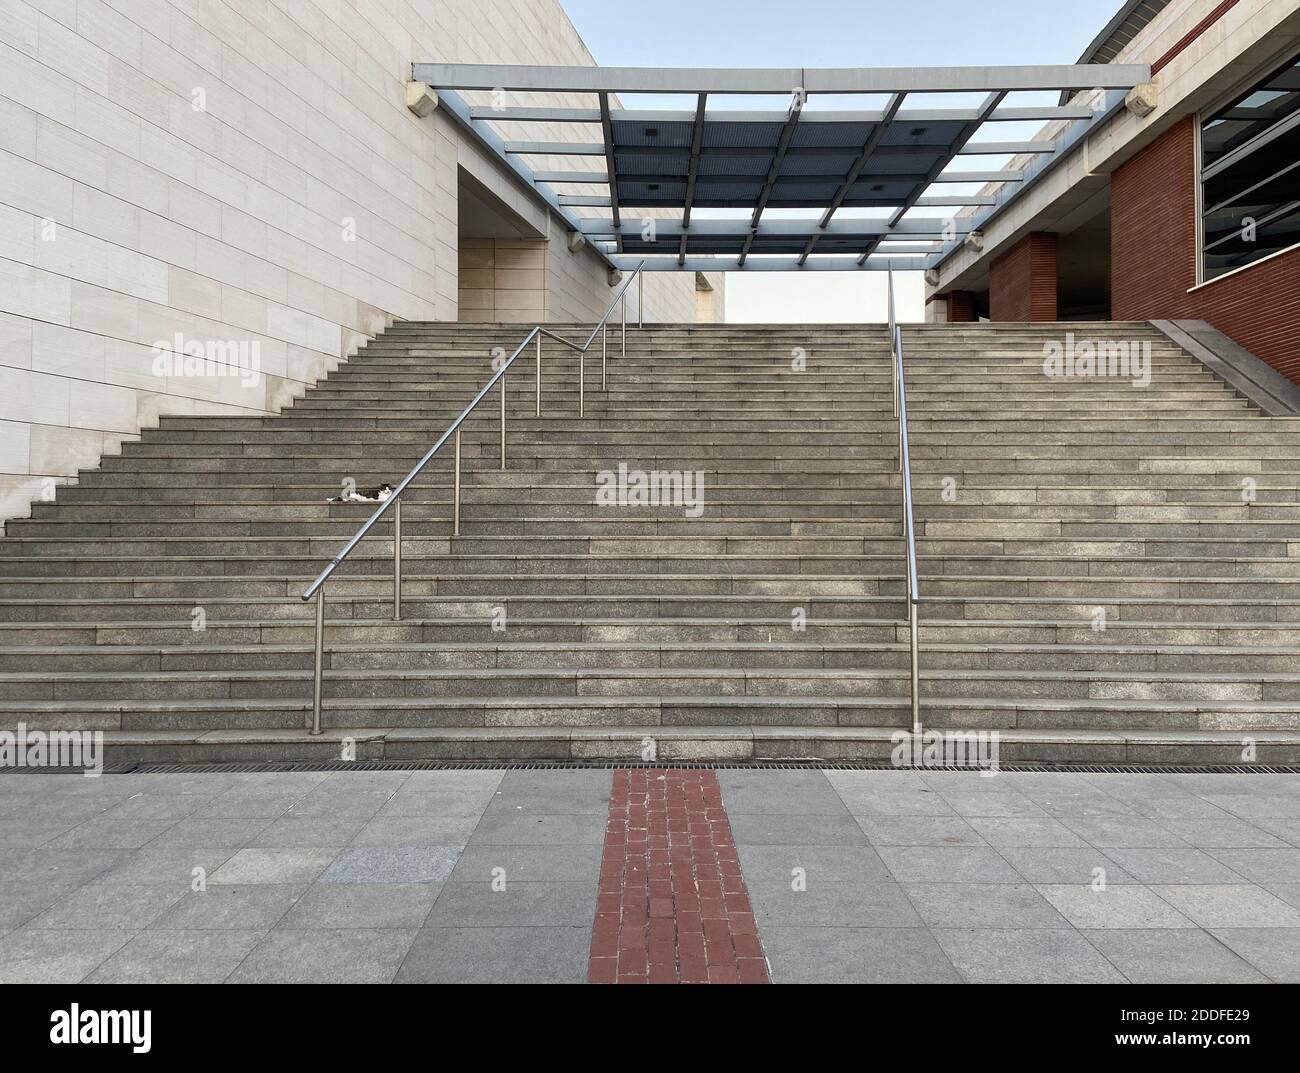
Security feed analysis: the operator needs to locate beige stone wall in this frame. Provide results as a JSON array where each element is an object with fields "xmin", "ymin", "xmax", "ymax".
[
  {"xmin": 0, "ymin": 0, "xmax": 718, "ymax": 521},
  {"xmin": 458, "ymin": 238, "xmax": 547, "ymax": 323}
]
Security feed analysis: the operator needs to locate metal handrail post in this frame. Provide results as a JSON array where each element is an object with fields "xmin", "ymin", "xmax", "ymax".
[
  {"xmin": 637, "ymin": 270, "xmax": 643, "ymax": 328},
  {"xmin": 579, "ymin": 346, "xmax": 585, "ymax": 417},
  {"xmin": 452, "ymin": 428, "xmax": 462, "ymax": 536},
  {"xmin": 299, "ymin": 264, "xmax": 647, "ymax": 716},
  {"xmin": 910, "ymin": 602, "xmax": 921, "ymax": 734},
  {"xmin": 310, "ymin": 587, "xmax": 324, "ymax": 734},
  {"xmin": 392, "ymin": 497, "xmax": 402, "ymax": 620},
  {"xmin": 621, "ymin": 293, "xmax": 626, "ymax": 357}
]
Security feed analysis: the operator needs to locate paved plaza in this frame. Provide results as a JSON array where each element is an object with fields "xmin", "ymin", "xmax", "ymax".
[{"xmin": 0, "ymin": 767, "xmax": 1298, "ymax": 984}]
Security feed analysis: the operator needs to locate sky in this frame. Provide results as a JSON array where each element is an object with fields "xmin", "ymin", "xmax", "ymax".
[{"xmin": 556, "ymin": 0, "xmax": 1118, "ymax": 321}]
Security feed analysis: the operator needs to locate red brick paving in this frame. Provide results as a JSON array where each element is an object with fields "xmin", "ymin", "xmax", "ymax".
[{"xmin": 588, "ymin": 768, "xmax": 769, "ymax": 984}]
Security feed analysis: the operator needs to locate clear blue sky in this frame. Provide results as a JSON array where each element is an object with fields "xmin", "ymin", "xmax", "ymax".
[{"xmin": 557, "ymin": 0, "xmax": 1117, "ymax": 321}]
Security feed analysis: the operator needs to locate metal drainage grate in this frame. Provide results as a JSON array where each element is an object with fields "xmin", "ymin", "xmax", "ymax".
[{"xmin": 9, "ymin": 759, "xmax": 1292, "ymax": 775}]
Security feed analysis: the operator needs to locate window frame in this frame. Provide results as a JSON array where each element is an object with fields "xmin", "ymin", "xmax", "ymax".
[{"xmin": 1197, "ymin": 49, "xmax": 1300, "ymax": 284}]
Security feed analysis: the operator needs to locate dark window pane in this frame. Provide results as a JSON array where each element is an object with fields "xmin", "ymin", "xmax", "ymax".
[
  {"xmin": 1203, "ymin": 55, "xmax": 1300, "ymax": 165},
  {"xmin": 1204, "ymin": 203, "xmax": 1300, "ymax": 279},
  {"xmin": 1203, "ymin": 162, "xmax": 1300, "ymax": 246},
  {"xmin": 1203, "ymin": 121, "xmax": 1300, "ymax": 208}
]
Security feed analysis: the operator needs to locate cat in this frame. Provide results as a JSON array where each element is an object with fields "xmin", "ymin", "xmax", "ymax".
[{"xmin": 326, "ymin": 482, "xmax": 394, "ymax": 504}]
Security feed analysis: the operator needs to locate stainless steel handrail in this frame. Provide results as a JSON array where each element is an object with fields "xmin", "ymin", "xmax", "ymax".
[
  {"xmin": 299, "ymin": 261, "xmax": 647, "ymax": 734},
  {"xmin": 886, "ymin": 269, "xmax": 922, "ymax": 735}
]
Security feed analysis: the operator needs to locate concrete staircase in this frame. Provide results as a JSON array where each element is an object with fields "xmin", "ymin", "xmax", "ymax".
[{"xmin": 2, "ymin": 321, "xmax": 1299, "ymax": 763}]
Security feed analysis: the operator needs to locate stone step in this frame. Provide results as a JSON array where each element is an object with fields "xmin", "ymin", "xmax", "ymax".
[{"xmin": 2, "ymin": 640, "xmax": 1295, "ymax": 676}]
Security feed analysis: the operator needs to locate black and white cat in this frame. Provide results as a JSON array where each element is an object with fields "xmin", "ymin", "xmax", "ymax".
[{"xmin": 326, "ymin": 482, "xmax": 394, "ymax": 504}]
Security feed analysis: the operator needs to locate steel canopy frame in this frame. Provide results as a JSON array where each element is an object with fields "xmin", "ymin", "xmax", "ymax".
[{"xmin": 415, "ymin": 62, "xmax": 1150, "ymax": 271}]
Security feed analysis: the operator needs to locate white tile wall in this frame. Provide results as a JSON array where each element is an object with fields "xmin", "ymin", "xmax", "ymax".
[{"xmin": 0, "ymin": 0, "xmax": 724, "ymax": 521}]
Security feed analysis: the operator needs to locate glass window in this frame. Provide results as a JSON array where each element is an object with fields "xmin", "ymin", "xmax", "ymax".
[{"xmin": 1201, "ymin": 53, "xmax": 1300, "ymax": 280}]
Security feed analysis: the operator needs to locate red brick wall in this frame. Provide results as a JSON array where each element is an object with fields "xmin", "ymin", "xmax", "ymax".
[
  {"xmin": 1111, "ymin": 115, "xmax": 1300, "ymax": 383},
  {"xmin": 989, "ymin": 233, "xmax": 1058, "ymax": 321},
  {"xmin": 947, "ymin": 290, "xmax": 977, "ymax": 322}
]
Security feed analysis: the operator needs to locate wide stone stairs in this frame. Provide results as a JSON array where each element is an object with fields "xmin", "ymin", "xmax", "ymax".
[{"xmin": 1, "ymin": 321, "xmax": 1298, "ymax": 762}]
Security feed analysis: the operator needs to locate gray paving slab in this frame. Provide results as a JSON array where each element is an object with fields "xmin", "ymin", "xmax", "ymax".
[
  {"xmin": 1209, "ymin": 928, "xmax": 1300, "ymax": 982},
  {"xmin": 1121, "ymin": 793, "xmax": 1236, "ymax": 820},
  {"xmin": 965, "ymin": 816, "xmax": 1088, "ymax": 848},
  {"xmin": 142, "ymin": 817, "xmax": 276, "ymax": 849},
  {"xmin": 1035, "ymin": 884, "xmax": 1195, "ymax": 929},
  {"xmin": 1157, "ymin": 816, "xmax": 1287, "ymax": 848},
  {"xmin": 0, "ymin": 882, "xmax": 70, "ymax": 929},
  {"xmin": 151, "ymin": 885, "xmax": 306, "ymax": 930},
  {"xmin": 718, "ymin": 786, "xmax": 851, "ymax": 815},
  {"xmin": 98, "ymin": 795, "xmax": 212, "ymax": 821},
  {"xmin": 760, "ymin": 926, "xmax": 961, "ymax": 983},
  {"xmin": 726, "ymin": 769, "xmax": 840, "ymax": 792},
  {"xmin": 450, "ymin": 844, "xmax": 603, "ymax": 883},
  {"xmin": 314, "ymin": 771, "xmax": 414, "ymax": 793},
  {"xmin": 1263, "ymin": 882, "xmax": 1300, "ymax": 909},
  {"xmin": 44, "ymin": 817, "xmax": 180, "ymax": 850},
  {"xmin": 349, "ymin": 814, "xmax": 480, "ymax": 847},
  {"xmin": 1081, "ymin": 928, "xmax": 1268, "ymax": 983},
  {"xmin": 377, "ymin": 790, "xmax": 498, "ymax": 818},
  {"xmin": 226, "ymin": 928, "xmax": 418, "ymax": 984},
  {"xmin": 1253, "ymin": 817, "xmax": 1300, "ymax": 847},
  {"xmin": 876, "ymin": 846, "xmax": 1023, "ymax": 884},
  {"xmin": 26, "ymin": 882, "xmax": 186, "ymax": 930},
  {"xmin": 100, "ymin": 845, "xmax": 241, "ymax": 887},
  {"xmin": 1204, "ymin": 847, "xmax": 1300, "ymax": 884},
  {"xmin": 319, "ymin": 846, "xmax": 460, "ymax": 885},
  {"xmin": 1058, "ymin": 814, "xmax": 1191, "ymax": 849},
  {"xmin": 400, "ymin": 770, "xmax": 506, "ymax": 793},
  {"xmin": 395, "ymin": 925, "xmax": 589, "ymax": 983},
  {"xmin": 1148, "ymin": 884, "xmax": 1300, "ymax": 928},
  {"xmin": 729, "ymin": 811, "xmax": 870, "ymax": 846},
  {"xmin": 933, "ymin": 928, "xmax": 1128, "ymax": 983},
  {"xmin": 905, "ymin": 882, "xmax": 1071, "ymax": 928},
  {"xmin": 425, "ymin": 881, "xmax": 596, "ymax": 927},
  {"xmin": 85, "ymin": 930, "xmax": 267, "ymax": 984},
  {"xmin": 277, "ymin": 883, "xmax": 441, "ymax": 929},
  {"xmin": 856, "ymin": 815, "xmax": 986, "ymax": 847},
  {"xmin": 1101, "ymin": 846, "xmax": 1248, "ymax": 884},
  {"xmin": 4, "ymin": 848, "xmax": 126, "ymax": 889},
  {"xmin": 192, "ymin": 792, "xmax": 303, "ymax": 819},
  {"xmin": 0, "ymin": 929, "xmax": 133, "ymax": 983},
  {"xmin": 735, "ymin": 844, "xmax": 892, "ymax": 884},
  {"xmin": 1199, "ymin": 794, "xmax": 1300, "ymax": 820},
  {"xmin": 467, "ymin": 811, "xmax": 606, "ymax": 846},
  {"xmin": 209, "ymin": 848, "xmax": 338, "ymax": 885},
  {"xmin": 249, "ymin": 815, "xmax": 371, "ymax": 847},
  {"xmin": 744, "ymin": 878, "xmax": 921, "ymax": 928},
  {"xmin": 833, "ymin": 786, "xmax": 958, "ymax": 817},
  {"xmin": 281, "ymin": 789, "xmax": 395, "ymax": 820},
  {"xmin": 932, "ymin": 791, "xmax": 1048, "ymax": 819}
]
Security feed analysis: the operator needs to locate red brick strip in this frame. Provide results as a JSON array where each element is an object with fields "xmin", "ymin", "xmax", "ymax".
[{"xmin": 588, "ymin": 769, "xmax": 769, "ymax": 984}]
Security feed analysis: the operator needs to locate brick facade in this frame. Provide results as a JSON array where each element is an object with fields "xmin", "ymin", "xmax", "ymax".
[
  {"xmin": 1111, "ymin": 116, "xmax": 1300, "ymax": 383},
  {"xmin": 989, "ymin": 233, "xmax": 1058, "ymax": 321},
  {"xmin": 947, "ymin": 290, "xmax": 977, "ymax": 322}
]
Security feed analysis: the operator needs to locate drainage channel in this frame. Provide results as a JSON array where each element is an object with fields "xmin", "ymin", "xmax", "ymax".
[{"xmin": 3, "ymin": 760, "xmax": 1299, "ymax": 775}]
